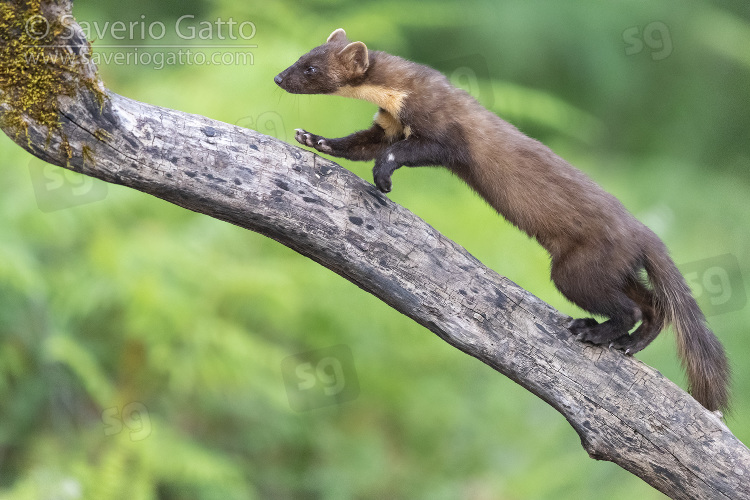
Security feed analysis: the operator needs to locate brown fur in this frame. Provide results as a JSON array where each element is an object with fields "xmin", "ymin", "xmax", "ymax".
[{"xmin": 275, "ymin": 29, "xmax": 730, "ymax": 412}]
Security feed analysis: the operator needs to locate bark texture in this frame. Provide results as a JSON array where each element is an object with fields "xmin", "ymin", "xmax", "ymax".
[{"xmin": 1, "ymin": 2, "xmax": 749, "ymax": 498}]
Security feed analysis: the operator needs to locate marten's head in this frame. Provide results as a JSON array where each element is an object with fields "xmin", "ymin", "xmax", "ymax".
[{"xmin": 274, "ymin": 29, "xmax": 369, "ymax": 94}]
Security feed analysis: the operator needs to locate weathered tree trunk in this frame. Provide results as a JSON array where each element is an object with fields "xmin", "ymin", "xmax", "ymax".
[{"xmin": 1, "ymin": 2, "xmax": 748, "ymax": 498}]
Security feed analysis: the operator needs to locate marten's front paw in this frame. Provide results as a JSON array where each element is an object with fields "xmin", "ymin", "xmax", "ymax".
[
  {"xmin": 294, "ymin": 129, "xmax": 332, "ymax": 154},
  {"xmin": 373, "ymin": 166, "xmax": 393, "ymax": 193},
  {"xmin": 374, "ymin": 172, "xmax": 392, "ymax": 193},
  {"xmin": 294, "ymin": 128, "xmax": 316, "ymax": 146},
  {"xmin": 373, "ymin": 153, "xmax": 400, "ymax": 193}
]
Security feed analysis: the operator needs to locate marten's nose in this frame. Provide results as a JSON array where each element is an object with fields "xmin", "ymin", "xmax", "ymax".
[{"xmin": 274, "ymin": 74, "xmax": 283, "ymax": 85}]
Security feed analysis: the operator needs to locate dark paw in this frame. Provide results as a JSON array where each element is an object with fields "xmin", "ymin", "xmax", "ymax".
[
  {"xmin": 568, "ymin": 318, "xmax": 626, "ymax": 346},
  {"xmin": 373, "ymin": 167, "xmax": 393, "ymax": 193},
  {"xmin": 573, "ymin": 327, "xmax": 608, "ymax": 346},
  {"xmin": 567, "ymin": 317, "xmax": 598, "ymax": 332},
  {"xmin": 294, "ymin": 129, "xmax": 332, "ymax": 153},
  {"xmin": 608, "ymin": 334, "xmax": 647, "ymax": 355}
]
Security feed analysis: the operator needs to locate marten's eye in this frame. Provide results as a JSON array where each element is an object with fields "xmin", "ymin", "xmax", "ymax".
[{"xmin": 304, "ymin": 66, "xmax": 318, "ymax": 76}]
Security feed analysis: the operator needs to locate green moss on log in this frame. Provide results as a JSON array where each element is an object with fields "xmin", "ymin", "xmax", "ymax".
[{"xmin": 0, "ymin": 0, "xmax": 104, "ymax": 154}]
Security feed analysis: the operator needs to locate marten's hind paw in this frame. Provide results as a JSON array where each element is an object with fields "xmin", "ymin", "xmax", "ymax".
[
  {"xmin": 567, "ymin": 317, "xmax": 598, "ymax": 331},
  {"xmin": 568, "ymin": 318, "xmax": 628, "ymax": 347},
  {"xmin": 608, "ymin": 334, "xmax": 648, "ymax": 355}
]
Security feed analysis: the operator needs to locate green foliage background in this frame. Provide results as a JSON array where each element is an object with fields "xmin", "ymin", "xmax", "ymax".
[{"xmin": 1, "ymin": 0, "xmax": 749, "ymax": 498}]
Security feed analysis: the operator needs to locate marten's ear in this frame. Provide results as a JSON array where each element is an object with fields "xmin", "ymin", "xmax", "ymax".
[
  {"xmin": 338, "ymin": 41, "xmax": 369, "ymax": 75},
  {"xmin": 326, "ymin": 28, "xmax": 348, "ymax": 44}
]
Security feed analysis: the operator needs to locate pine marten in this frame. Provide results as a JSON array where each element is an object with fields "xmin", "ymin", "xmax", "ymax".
[{"xmin": 274, "ymin": 28, "xmax": 730, "ymax": 412}]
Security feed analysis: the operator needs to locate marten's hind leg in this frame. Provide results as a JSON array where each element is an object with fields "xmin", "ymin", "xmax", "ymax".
[
  {"xmin": 566, "ymin": 297, "xmax": 642, "ymax": 346},
  {"xmin": 608, "ymin": 277, "xmax": 664, "ymax": 354},
  {"xmin": 553, "ymin": 255, "xmax": 643, "ymax": 346}
]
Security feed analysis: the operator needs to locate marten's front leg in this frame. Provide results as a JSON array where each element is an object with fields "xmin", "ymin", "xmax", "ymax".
[
  {"xmin": 295, "ymin": 124, "xmax": 391, "ymax": 161},
  {"xmin": 373, "ymin": 137, "xmax": 448, "ymax": 193}
]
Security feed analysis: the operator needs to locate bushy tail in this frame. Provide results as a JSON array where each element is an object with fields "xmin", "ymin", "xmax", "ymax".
[{"xmin": 644, "ymin": 240, "xmax": 730, "ymax": 412}]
